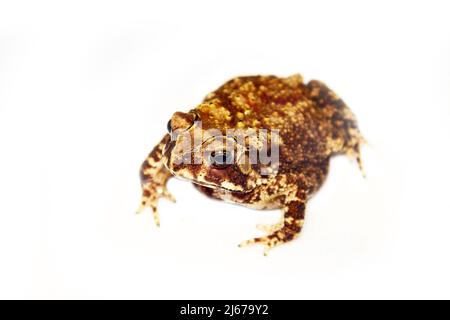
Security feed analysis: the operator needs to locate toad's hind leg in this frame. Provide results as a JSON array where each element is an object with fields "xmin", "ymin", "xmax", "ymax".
[
  {"xmin": 239, "ymin": 201, "xmax": 306, "ymax": 256},
  {"xmin": 307, "ymin": 80, "xmax": 365, "ymax": 175}
]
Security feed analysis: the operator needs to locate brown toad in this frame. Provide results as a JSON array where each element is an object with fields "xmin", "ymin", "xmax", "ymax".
[{"xmin": 138, "ymin": 74, "xmax": 364, "ymax": 254}]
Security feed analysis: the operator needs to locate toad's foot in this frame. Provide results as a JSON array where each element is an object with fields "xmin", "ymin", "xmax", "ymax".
[
  {"xmin": 137, "ymin": 184, "xmax": 176, "ymax": 227},
  {"xmin": 239, "ymin": 225, "xmax": 303, "ymax": 256},
  {"xmin": 347, "ymin": 143, "xmax": 366, "ymax": 178},
  {"xmin": 256, "ymin": 221, "xmax": 284, "ymax": 234},
  {"xmin": 239, "ymin": 201, "xmax": 306, "ymax": 256}
]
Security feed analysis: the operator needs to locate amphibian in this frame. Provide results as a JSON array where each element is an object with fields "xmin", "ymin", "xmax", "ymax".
[{"xmin": 138, "ymin": 74, "xmax": 364, "ymax": 254}]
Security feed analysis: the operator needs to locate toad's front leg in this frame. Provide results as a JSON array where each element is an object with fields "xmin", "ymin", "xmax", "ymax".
[
  {"xmin": 239, "ymin": 199, "xmax": 306, "ymax": 256},
  {"xmin": 137, "ymin": 134, "xmax": 175, "ymax": 226}
]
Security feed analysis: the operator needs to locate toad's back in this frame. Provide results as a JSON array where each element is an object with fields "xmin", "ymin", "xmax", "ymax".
[{"xmin": 196, "ymin": 74, "xmax": 363, "ymax": 168}]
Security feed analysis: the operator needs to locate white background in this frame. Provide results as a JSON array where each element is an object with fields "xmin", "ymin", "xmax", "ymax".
[{"xmin": 0, "ymin": 0, "xmax": 449, "ymax": 300}]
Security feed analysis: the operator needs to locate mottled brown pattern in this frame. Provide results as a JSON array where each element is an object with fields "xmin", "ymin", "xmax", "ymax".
[
  {"xmin": 139, "ymin": 74, "xmax": 364, "ymax": 254},
  {"xmin": 137, "ymin": 134, "xmax": 175, "ymax": 226}
]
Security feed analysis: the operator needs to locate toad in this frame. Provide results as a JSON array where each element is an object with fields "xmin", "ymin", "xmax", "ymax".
[{"xmin": 138, "ymin": 74, "xmax": 364, "ymax": 254}]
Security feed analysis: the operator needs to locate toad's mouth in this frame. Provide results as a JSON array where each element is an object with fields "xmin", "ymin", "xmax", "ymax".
[
  {"xmin": 191, "ymin": 180, "xmax": 252, "ymax": 194},
  {"xmin": 169, "ymin": 170, "xmax": 252, "ymax": 194}
]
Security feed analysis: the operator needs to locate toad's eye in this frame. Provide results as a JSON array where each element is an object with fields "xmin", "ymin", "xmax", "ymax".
[
  {"xmin": 167, "ymin": 120, "xmax": 172, "ymax": 133},
  {"xmin": 209, "ymin": 151, "xmax": 234, "ymax": 169}
]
